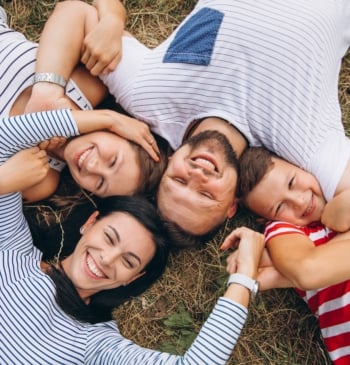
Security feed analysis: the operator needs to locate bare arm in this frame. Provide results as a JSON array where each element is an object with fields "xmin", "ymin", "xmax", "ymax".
[
  {"xmin": 267, "ymin": 232, "xmax": 350, "ymax": 290},
  {"xmin": 322, "ymin": 189, "xmax": 350, "ymax": 232},
  {"xmin": 26, "ymin": 1, "xmax": 103, "ymax": 113}
]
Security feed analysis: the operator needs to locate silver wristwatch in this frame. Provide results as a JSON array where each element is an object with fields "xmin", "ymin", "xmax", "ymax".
[
  {"xmin": 227, "ymin": 273, "xmax": 259, "ymax": 300},
  {"xmin": 33, "ymin": 73, "xmax": 67, "ymax": 88}
]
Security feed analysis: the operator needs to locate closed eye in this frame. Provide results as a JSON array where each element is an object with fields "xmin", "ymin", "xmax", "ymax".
[
  {"xmin": 200, "ymin": 191, "xmax": 213, "ymax": 199},
  {"xmin": 96, "ymin": 177, "xmax": 104, "ymax": 191},
  {"xmin": 275, "ymin": 202, "xmax": 283, "ymax": 217},
  {"xmin": 109, "ymin": 157, "xmax": 117, "ymax": 168},
  {"xmin": 122, "ymin": 256, "xmax": 135, "ymax": 269},
  {"xmin": 174, "ymin": 177, "xmax": 186, "ymax": 185},
  {"xmin": 288, "ymin": 176, "xmax": 295, "ymax": 189}
]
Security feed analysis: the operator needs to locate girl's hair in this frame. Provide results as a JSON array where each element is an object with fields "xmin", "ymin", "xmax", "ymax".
[
  {"xmin": 36, "ymin": 195, "xmax": 169, "ymax": 324},
  {"xmin": 132, "ymin": 133, "xmax": 171, "ymax": 198}
]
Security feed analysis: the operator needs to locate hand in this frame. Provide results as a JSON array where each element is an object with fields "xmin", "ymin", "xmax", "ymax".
[
  {"xmin": 321, "ymin": 190, "xmax": 350, "ymax": 232},
  {"xmin": 221, "ymin": 226, "xmax": 265, "ymax": 278},
  {"xmin": 108, "ymin": 112, "xmax": 160, "ymax": 162},
  {"xmin": 0, "ymin": 147, "xmax": 50, "ymax": 194},
  {"xmin": 81, "ymin": 14, "xmax": 123, "ymax": 76},
  {"xmin": 24, "ymin": 83, "xmax": 75, "ymax": 114},
  {"xmin": 38, "ymin": 136, "xmax": 67, "ymax": 152}
]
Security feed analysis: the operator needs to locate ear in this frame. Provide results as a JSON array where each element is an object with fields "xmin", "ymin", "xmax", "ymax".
[
  {"xmin": 124, "ymin": 271, "xmax": 146, "ymax": 286},
  {"xmin": 80, "ymin": 210, "xmax": 100, "ymax": 235},
  {"xmin": 226, "ymin": 200, "xmax": 238, "ymax": 219}
]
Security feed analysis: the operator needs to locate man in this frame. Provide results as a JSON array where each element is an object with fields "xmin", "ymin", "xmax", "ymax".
[{"xmin": 28, "ymin": 0, "xmax": 350, "ymax": 244}]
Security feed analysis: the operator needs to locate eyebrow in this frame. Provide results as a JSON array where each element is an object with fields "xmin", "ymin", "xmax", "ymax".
[{"xmin": 109, "ymin": 225, "xmax": 142, "ymax": 265}]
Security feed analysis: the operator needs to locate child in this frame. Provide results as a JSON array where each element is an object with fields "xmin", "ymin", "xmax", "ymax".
[{"xmin": 234, "ymin": 146, "xmax": 350, "ymax": 365}]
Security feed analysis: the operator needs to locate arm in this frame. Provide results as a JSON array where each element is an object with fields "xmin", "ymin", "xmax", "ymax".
[
  {"xmin": 267, "ymin": 231, "xmax": 350, "ymax": 290},
  {"xmin": 90, "ymin": 227, "xmax": 265, "ymax": 364},
  {"xmin": 26, "ymin": 1, "xmax": 104, "ymax": 113},
  {"xmin": 322, "ymin": 159, "xmax": 350, "ymax": 231},
  {"xmin": 322, "ymin": 189, "xmax": 350, "ymax": 232},
  {"xmin": 25, "ymin": 1, "xmax": 159, "ymax": 160}
]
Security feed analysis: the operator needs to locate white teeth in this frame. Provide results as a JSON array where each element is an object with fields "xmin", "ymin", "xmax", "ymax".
[
  {"xmin": 194, "ymin": 157, "xmax": 216, "ymax": 171},
  {"xmin": 86, "ymin": 255, "xmax": 105, "ymax": 278},
  {"xmin": 78, "ymin": 149, "xmax": 91, "ymax": 169}
]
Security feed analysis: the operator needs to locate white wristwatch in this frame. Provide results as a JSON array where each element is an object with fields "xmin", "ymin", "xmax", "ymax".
[
  {"xmin": 227, "ymin": 273, "xmax": 259, "ymax": 300},
  {"xmin": 33, "ymin": 73, "xmax": 67, "ymax": 88}
]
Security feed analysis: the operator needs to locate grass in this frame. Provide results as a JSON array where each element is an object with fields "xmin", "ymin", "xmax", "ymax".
[{"xmin": 5, "ymin": 0, "xmax": 350, "ymax": 363}]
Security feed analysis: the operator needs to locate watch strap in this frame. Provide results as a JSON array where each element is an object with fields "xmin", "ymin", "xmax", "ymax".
[
  {"xmin": 33, "ymin": 73, "xmax": 67, "ymax": 88},
  {"xmin": 227, "ymin": 273, "xmax": 259, "ymax": 299}
]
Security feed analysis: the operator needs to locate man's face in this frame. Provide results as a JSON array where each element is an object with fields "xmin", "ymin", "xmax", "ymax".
[
  {"xmin": 157, "ymin": 131, "xmax": 238, "ymax": 235},
  {"xmin": 245, "ymin": 157, "xmax": 326, "ymax": 226}
]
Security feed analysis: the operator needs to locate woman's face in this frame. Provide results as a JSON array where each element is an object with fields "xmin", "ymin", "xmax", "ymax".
[
  {"xmin": 63, "ymin": 132, "xmax": 141, "ymax": 196},
  {"xmin": 62, "ymin": 211, "xmax": 156, "ymax": 301}
]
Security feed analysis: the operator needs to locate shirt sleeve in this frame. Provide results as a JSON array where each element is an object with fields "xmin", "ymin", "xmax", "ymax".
[
  {"xmin": 264, "ymin": 221, "xmax": 305, "ymax": 244},
  {"xmin": 0, "ymin": 109, "xmax": 79, "ymax": 164},
  {"xmin": 86, "ymin": 297, "xmax": 248, "ymax": 365}
]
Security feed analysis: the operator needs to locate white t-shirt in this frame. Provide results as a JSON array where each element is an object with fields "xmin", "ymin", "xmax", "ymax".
[{"xmin": 101, "ymin": 0, "xmax": 350, "ymax": 201}]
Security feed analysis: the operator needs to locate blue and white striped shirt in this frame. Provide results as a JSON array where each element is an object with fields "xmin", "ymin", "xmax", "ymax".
[{"xmin": 0, "ymin": 110, "xmax": 248, "ymax": 364}]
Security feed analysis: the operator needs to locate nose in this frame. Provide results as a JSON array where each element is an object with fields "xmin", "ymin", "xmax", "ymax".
[
  {"xmin": 187, "ymin": 167, "xmax": 209, "ymax": 188},
  {"xmin": 85, "ymin": 155, "xmax": 108, "ymax": 176},
  {"xmin": 85, "ymin": 154, "xmax": 99, "ymax": 172},
  {"xmin": 288, "ymin": 191, "xmax": 304, "ymax": 208},
  {"xmin": 100, "ymin": 247, "xmax": 119, "ymax": 266}
]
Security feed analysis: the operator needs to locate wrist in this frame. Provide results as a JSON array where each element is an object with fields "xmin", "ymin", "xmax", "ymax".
[
  {"xmin": 33, "ymin": 73, "xmax": 67, "ymax": 89},
  {"xmin": 227, "ymin": 273, "xmax": 260, "ymax": 301}
]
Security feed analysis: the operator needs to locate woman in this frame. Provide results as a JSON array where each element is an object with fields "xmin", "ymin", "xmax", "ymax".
[
  {"xmin": 0, "ymin": 4, "xmax": 168, "ymax": 202},
  {"xmin": 0, "ymin": 108, "xmax": 266, "ymax": 363}
]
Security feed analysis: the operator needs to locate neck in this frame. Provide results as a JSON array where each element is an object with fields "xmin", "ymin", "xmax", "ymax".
[{"xmin": 187, "ymin": 117, "xmax": 248, "ymax": 157}]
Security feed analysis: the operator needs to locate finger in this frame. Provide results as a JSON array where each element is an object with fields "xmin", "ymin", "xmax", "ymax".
[
  {"xmin": 89, "ymin": 61, "xmax": 106, "ymax": 77},
  {"xmin": 38, "ymin": 140, "xmax": 49, "ymax": 150},
  {"xmin": 101, "ymin": 57, "xmax": 121, "ymax": 75},
  {"xmin": 84, "ymin": 56, "xmax": 98, "ymax": 73},
  {"xmin": 146, "ymin": 137, "xmax": 160, "ymax": 158},
  {"xmin": 80, "ymin": 47, "xmax": 90, "ymax": 66},
  {"xmin": 46, "ymin": 136, "xmax": 66, "ymax": 150},
  {"xmin": 142, "ymin": 140, "xmax": 160, "ymax": 162},
  {"xmin": 220, "ymin": 232, "xmax": 240, "ymax": 250}
]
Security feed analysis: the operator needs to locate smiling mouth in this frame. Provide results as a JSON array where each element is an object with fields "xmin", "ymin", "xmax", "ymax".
[
  {"xmin": 86, "ymin": 253, "xmax": 106, "ymax": 279},
  {"xmin": 75, "ymin": 147, "xmax": 93, "ymax": 170},
  {"xmin": 302, "ymin": 194, "xmax": 315, "ymax": 218},
  {"xmin": 191, "ymin": 154, "xmax": 218, "ymax": 173}
]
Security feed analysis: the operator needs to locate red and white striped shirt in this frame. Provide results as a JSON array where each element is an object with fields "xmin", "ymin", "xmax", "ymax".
[{"xmin": 265, "ymin": 221, "xmax": 350, "ymax": 365}]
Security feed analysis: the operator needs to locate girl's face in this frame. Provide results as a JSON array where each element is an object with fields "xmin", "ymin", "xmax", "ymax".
[
  {"xmin": 63, "ymin": 132, "xmax": 141, "ymax": 197},
  {"xmin": 245, "ymin": 157, "xmax": 326, "ymax": 226},
  {"xmin": 61, "ymin": 211, "xmax": 155, "ymax": 302}
]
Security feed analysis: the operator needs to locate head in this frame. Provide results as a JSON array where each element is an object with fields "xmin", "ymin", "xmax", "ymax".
[
  {"xmin": 238, "ymin": 147, "xmax": 326, "ymax": 226},
  {"xmin": 157, "ymin": 130, "xmax": 239, "ymax": 243},
  {"xmin": 46, "ymin": 195, "xmax": 170, "ymax": 323},
  {"xmin": 63, "ymin": 131, "xmax": 169, "ymax": 198}
]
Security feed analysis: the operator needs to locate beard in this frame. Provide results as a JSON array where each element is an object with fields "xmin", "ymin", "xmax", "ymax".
[{"xmin": 184, "ymin": 130, "xmax": 238, "ymax": 168}]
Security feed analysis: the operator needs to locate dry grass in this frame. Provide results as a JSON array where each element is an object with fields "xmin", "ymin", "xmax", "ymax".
[{"xmin": 6, "ymin": 0, "xmax": 350, "ymax": 363}]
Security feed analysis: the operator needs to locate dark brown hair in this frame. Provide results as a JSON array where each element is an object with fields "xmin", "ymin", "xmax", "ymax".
[
  {"xmin": 238, "ymin": 147, "xmax": 275, "ymax": 203},
  {"xmin": 133, "ymin": 134, "xmax": 171, "ymax": 198}
]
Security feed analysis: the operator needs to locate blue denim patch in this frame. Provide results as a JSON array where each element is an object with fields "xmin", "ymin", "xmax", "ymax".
[{"xmin": 163, "ymin": 7, "xmax": 224, "ymax": 66}]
